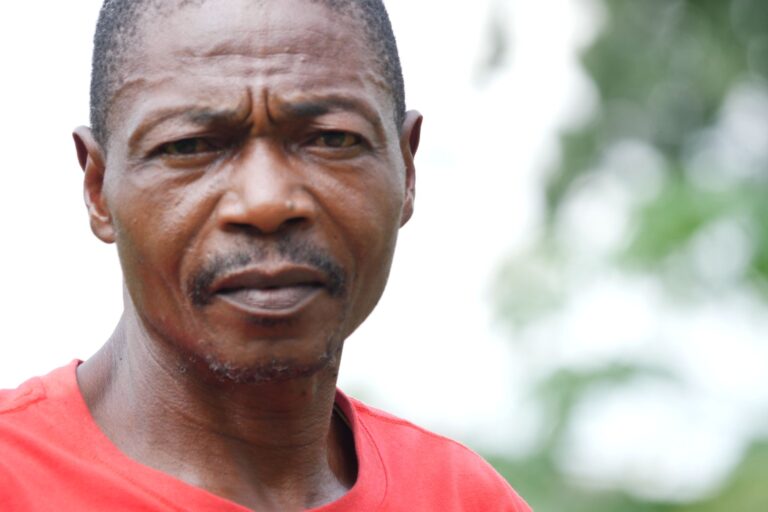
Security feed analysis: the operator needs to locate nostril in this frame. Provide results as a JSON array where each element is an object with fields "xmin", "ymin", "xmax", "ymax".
[
  {"xmin": 225, "ymin": 215, "xmax": 309, "ymax": 237},
  {"xmin": 284, "ymin": 217, "xmax": 307, "ymax": 227}
]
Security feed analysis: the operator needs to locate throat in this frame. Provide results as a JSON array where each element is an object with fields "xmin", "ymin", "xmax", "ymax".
[{"xmin": 77, "ymin": 316, "xmax": 358, "ymax": 510}]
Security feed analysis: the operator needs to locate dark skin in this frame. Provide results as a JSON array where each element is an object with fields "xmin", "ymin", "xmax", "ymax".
[{"xmin": 72, "ymin": 0, "xmax": 421, "ymax": 510}]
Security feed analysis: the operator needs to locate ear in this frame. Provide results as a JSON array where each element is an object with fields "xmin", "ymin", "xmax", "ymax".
[
  {"xmin": 398, "ymin": 110, "xmax": 422, "ymax": 227},
  {"xmin": 73, "ymin": 126, "xmax": 115, "ymax": 243}
]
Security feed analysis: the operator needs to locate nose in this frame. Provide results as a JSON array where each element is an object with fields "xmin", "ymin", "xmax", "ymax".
[{"xmin": 215, "ymin": 143, "xmax": 316, "ymax": 234}]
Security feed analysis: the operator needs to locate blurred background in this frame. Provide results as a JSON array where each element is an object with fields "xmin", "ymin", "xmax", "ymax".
[{"xmin": 1, "ymin": 0, "xmax": 767, "ymax": 510}]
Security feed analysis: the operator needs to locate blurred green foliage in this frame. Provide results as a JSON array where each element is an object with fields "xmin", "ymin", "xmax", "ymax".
[
  {"xmin": 490, "ymin": 436, "xmax": 768, "ymax": 512},
  {"xmin": 490, "ymin": 0, "xmax": 768, "ymax": 510},
  {"xmin": 550, "ymin": 0, "xmax": 768, "ymax": 296}
]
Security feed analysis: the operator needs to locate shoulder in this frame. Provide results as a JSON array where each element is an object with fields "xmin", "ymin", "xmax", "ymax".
[
  {"xmin": 350, "ymin": 397, "xmax": 475, "ymax": 456},
  {"xmin": 0, "ymin": 372, "xmax": 56, "ymax": 505},
  {"xmin": 347, "ymin": 396, "xmax": 532, "ymax": 511},
  {"xmin": 0, "ymin": 361, "xmax": 78, "ymax": 417},
  {"xmin": 0, "ymin": 362, "xmax": 81, "ymax": 455},
  {"xmin": 0, "ymin": 376, "xmax": 48, "ymax": 422}
]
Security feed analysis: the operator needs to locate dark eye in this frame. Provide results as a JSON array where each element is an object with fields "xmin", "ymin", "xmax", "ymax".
[
  {"xmin": 311, "ymin": 131, "xmax": 362, "ymax": 148},
  {"xmin": 159, "ymin": 137, "xmax": 219, "ymax": 156}
]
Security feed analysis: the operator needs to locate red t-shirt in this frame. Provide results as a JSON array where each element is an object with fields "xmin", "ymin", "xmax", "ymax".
[{"xmin": 0, "ymin": 362, "xmax": 531, "ymax": 511}]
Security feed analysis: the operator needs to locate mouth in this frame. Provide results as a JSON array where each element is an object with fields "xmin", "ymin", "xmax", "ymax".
[{"xmin": 210, "ymin": 266, "xmax": 327, "ymax": 316}]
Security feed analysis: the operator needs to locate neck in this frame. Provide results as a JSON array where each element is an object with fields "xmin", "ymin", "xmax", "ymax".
[{"xmin": 77, "ymin": 313, "xmax": 356, "ymax": 511}]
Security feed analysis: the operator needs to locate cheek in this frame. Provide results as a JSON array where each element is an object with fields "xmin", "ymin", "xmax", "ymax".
[
  {"xmin": 328, "ymin": 170, "xmax": 404, "ymax": 297},
  {"xmin": 108, "ymin": 173, "xmax": 218, "ymax": 299}
]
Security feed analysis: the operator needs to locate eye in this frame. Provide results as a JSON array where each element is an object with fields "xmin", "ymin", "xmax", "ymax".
[
  {"xmin": 158, "ymin": 137, "xmax": 221, "ymax": 156},
  {"xmin": 311, "ymin": 131, "xmax": 362, "ymax": 149}
]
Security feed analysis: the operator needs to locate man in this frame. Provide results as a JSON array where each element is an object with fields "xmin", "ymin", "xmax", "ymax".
[{"xmin": 0, "ymin": 0, "xmax": 530, "ymax": 510}]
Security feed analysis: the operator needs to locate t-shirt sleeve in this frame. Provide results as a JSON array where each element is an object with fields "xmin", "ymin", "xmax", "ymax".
[
  {"xmin": 343, "ymin": 395, "xmax": 533, "ymax": 511},
  {"xmin": 456, "ymin": 453, "xmax": 532, "ymax": 511}
]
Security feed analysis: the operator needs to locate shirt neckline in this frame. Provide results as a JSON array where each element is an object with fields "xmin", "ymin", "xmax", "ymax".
[{"xmin": 52, "ymin": 360, "xmax": 386, "ymax": 511}]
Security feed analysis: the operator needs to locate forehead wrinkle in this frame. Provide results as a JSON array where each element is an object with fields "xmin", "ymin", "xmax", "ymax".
[
  {"xmin": 176, "ymin": 27, "xmax": 347, "ymax": 61},
  {"xmin": 167, "ymin": 28, "xmax": 375, "ymax": 83},
  {"xmin": 150, "ymin": 7, "xmax": 382, "ymax": 87}
]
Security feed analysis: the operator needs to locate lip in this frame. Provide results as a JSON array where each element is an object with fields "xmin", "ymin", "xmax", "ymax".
[{"xmin": 209, "ymin": 265, "xmax": 327, "ymax": 316}]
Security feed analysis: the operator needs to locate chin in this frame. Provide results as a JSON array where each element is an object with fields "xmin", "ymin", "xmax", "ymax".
[
  {"xmin": 189, "ymin": 338, "xmax": 343, "ymax": 385},
  {"xmin": 204, "ymin": 355, "xmax": 333, "ymax": 384}
]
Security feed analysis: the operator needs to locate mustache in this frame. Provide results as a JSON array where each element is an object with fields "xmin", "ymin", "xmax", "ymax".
[{"xmin": 187, "ymin": 237, "xmax": 347, "ymax": 307}]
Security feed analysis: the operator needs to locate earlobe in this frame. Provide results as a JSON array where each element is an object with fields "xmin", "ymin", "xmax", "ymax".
[
  {"xmin": 399, "ymin": 110, "xmax": 422, "ymax": 227},
  {"xmin": 73, "ymin": 126, "xmax": 116, "ymax": 244}
]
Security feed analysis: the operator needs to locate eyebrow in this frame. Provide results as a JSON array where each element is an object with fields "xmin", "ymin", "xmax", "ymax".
[
  {"xmin": 186, "ymin": 108, "xmax": 245, "ymax": 126},
  {"xmin": 278, "ymin": 96, "xmax": 383, "ymax": 129},
  {"xmin": 127, "ymin": 94, "xmax": 385, "ymax": 149},
  {"xmin": 127, "ymin": 106, "xmax": 248, "ymax": 148},
  {"xmin": 149, "ymin": 106, "xmax": 246, "ymax": 129}
]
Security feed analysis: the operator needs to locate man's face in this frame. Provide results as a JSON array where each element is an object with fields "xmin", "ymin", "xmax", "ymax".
[{"xmin": 81, "ymin": 0, "xmax": 418, "ymax": 381}]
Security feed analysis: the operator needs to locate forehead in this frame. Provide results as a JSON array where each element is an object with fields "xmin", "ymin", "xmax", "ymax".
[
  {"xmin": 140, "ymin": 0, "xmax": 363, "ymax": 59},
  {"xmin": 109, "ymin": 0, "xmax": 392, "ymax": 138}
]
